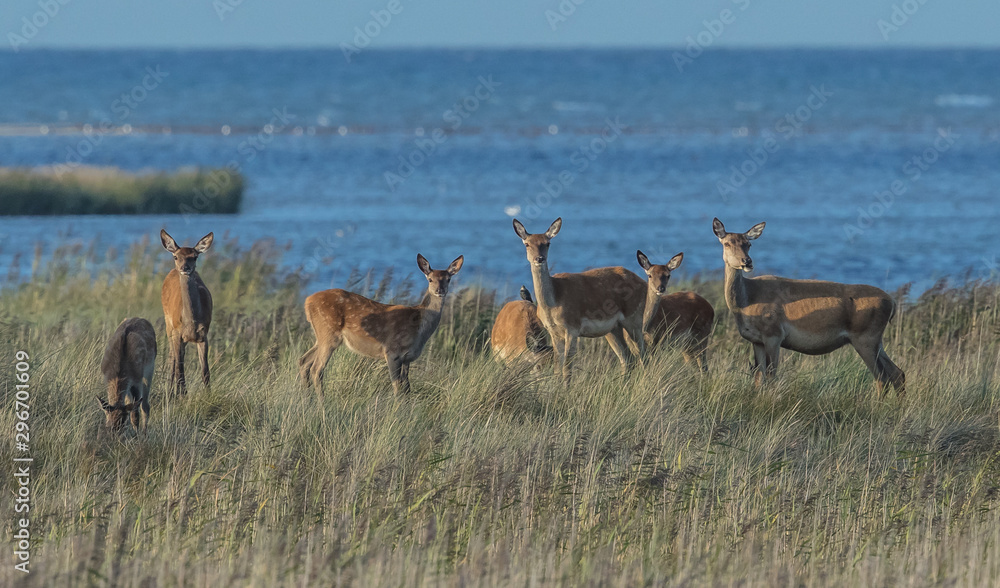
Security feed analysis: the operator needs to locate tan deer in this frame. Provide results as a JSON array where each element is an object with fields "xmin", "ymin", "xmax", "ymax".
[
  {"xmin": 160, "ymin": 229, "xmax": 214, "ymax": 395},
  {"xmin": 636, "ymin": 250, "xmax": 714, "ymax": 371},
  {"xmin": 712, "ymin": 218, "xmax": 905, "ymax": 395},
  {"xmin": 97, "ymin": 317, "xmax": 156, "ymax": 433},
  {"xmin": 490, "ymin": 285, "xmax": 552, "ymax": 366},
  {"xmin": 299, "ymin": 254, "xmax": 464, "ymax": 395},
  {"xmin": 512, "ymin": 218, "xmax": 646, "ymax": 384}
]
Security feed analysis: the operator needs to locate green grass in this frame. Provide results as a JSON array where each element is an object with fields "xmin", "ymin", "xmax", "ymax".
[
  {"xmin": 0, "ymin": 166, "xmax": 242, "ymax": 216},
  {"xmin": 2, "ymin": 238, "xmax": 1000, "ymax": 586}
]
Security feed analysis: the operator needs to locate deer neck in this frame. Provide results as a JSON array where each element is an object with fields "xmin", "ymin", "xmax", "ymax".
[
  {"xmin": 416, "ymin": 291, "xmax": 446, "ymax": 342},
  {"xmin": 177, "ymin": 271, "xmax": 201, "ymax": 326},
  {"xmin": 642, "ymin": 287, "xmax": 660, "ymax": 333},
  {"xmin": 723, "ymin": 264, "xmax": 750, "ymax": 314},
  {"xmin": 528, "ymin": 261, "xmax": 557, "ymax": 310}
]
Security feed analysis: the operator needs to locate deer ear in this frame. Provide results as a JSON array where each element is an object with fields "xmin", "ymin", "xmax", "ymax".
[
  {"xmin": 545, "ymin": 218, "xmax": 562, "ymax": 238},
  {"xmin": 95, "ymin": 395, "xmax": 112, "ymax": 413},
  {"xmin": 513, "ymin": 219, "xmax": 528, "ymax": 240},
  {"xmin": 447, "ymin": 255, "xmax": 464, "ymax": 275},
  {"xmin": 195, "ymin": 232, "xmax": 214, "ymax": 253},
  {"xmin": 160, "ymin": 229, "xmax": 179, "ymax": 252},
  {"xmin": 712, "ymin": 218, "xmax": 727, "ymax": 241},
  {"xmin": 636, "ymin": 250, "xmax": 651, "ymax": 271},
  {"xmin": 416, "ymin": 254, "xmax": 432, "ymax": 275},
  {"xmin": 746, "ymin": 222, "xmax": 765, "ymax": 240},
  {"xmin": 667, "ymin": 252, "xmax": 684, "ymax": 271}
]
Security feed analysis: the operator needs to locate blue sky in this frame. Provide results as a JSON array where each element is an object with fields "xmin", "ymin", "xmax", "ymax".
[{"xmin": 4, "ymin": 0, "xmax": 999, "ymax": 49}]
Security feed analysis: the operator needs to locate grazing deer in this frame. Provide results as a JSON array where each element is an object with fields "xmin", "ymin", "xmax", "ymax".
[
  {"xmin": 97, "ymin": 317, "xmax": 156, "ymax": 433},
  {"xmin": 512, "ymin": 218, "xmax": 646, "ymax": 384},
  {"xmin": 299, "ymin": 254, "xmax": 464, "ymax": 395},
  {"xmin": 636, "ymin": 250, "xmax": 714, "ymax": 371},
  {"xmin": 490, "ymin": 285, "xmax": 552, "ymax": 366},
  {"xmin": 160, "ymin": 229, "xmax": 214, "ymax": 395},
  {"xmin": 712, "ymin": 218, "xmax": 905, "ymax": 395}
]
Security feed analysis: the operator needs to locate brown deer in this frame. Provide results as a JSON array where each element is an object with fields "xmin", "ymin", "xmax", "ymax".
[
  {"xmin": 712, "ymin": 218, "xmax": 905, "ymax": 395},
  {"xmin": 299, "ymin": 254, "xmax": 464, "ymax": 395},
  {"xmin": 636, "ymin": 250, "xmax": 714, "ymax": 371},
  {"xmin": 160, "ymin": 229, "xmax": 213, "ymax": 395},
  {"xmin": 97, "ymin": 317, "xmax": 156, "ymax": 433},
  {"xmin": 512, "ymin": 218, "xmax": 646, "ymax": 384},
  {"xmin": 490, "ymin": 285, "xmax": 552, "ymax": 366}
]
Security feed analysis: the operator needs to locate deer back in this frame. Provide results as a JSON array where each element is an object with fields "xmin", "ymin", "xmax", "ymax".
[
  {"xmin": 550, "ymin": 266, "xmax": 646, "ymax": 325},
  {"xmin": 101, "ymin": 318, "xmax": 157, "ymax": 401},
  {"xmin": 647, "ymin": 292, "xmax": 715, "ymax": 344}
]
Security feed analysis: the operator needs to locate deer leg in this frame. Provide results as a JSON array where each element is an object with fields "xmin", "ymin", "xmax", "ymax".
[
  {"xmin": 166, "ymin": 334, "xmax": 178, "ymax": 394},
  {"xmin": 752, "ymin": 343, "xmax": 767, "ymax": 387},
  {"xmin": 399, "ymin": 362, "xmax": 412, "ymax": 394},
  {"xmin": 551, "ymin": 334, "xmax": 567, "ymax": 383},
  {"xmin": 309, "ymin": 344, "xmax": 336, "ymax": 396},
  {"xmin": 852, "ymin": 337, "xmax": 897, "ymax": 396},
  {"xmin": 562, "ymin": 334, "xmax": 578, "ymax": 386},
  {"xmin": 604, "ymin": 328, "xmax": 633, "ymax": 375},
  {"xmin": 139, "ymin": 395, "xmax": 150, "ymax": 434},
  {"xmin": 298, "ymin": 345, "xmax": 318, "ymax": 387},
  {"xmin": 174, "ymin": 338, "xmax": 187, "ymax": 395},
  {"xmin": 876, "ymin": 346, "xmax": 906, "ymax": 397},
  {"xmin": 764, "ymin": 339, "xmax": 781, "ymax": 378},
  {"xmin": 622, "ymin": 316, "xmax": 645, "ymax": 363},
  {"xmin": 386, "ymin": 355, "xmax": 405, "ymax": 394},
  {"xmin": 197, "ymin": 339, "xmax": 210, "ymax": 389}
]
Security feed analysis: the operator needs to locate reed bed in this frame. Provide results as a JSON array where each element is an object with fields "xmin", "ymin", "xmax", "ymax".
[{"xmin": 0, "ymin": 166, "xmax": 242, "ymax": 216}]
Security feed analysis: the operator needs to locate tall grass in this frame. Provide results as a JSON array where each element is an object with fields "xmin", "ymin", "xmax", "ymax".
[
  {"xmin": 0, "ymin": 166, "xmax": 242, "ymax": 216},
  {"xmin": 2, "ymin": 238, "xmax": 1000, "ymax": 586}
]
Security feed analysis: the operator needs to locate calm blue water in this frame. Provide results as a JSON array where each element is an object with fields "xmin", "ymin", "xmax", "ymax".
[{"xmin": 1, "ymin": 49, "xmax": 998, "ymax": 295}]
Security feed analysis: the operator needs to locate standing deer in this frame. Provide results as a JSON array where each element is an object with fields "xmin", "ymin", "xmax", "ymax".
[
  {"xmin": 512, "ymin": 218, "xmax": 646, "ymax": 384},
  {"xmin": 97, "ymin": 317, "xmax": 156, "ymax": 434},
  {"xmin": 160, "ymin": 229, "xmax": 213, "ymax": 395},
  {"xmin": 299, "ymin": 254, "xmax": 464, "ymax": 395},
  {"xmin": 636, "ymin": 250, "xmax": 714, "ymax": 371},
  {"xmin": 712, "ymin": 218, "xmax": 905, "ymax": 395},
  {"xmin": 490, "ymin": 285, "xmax": 552, "ymax": 366}
]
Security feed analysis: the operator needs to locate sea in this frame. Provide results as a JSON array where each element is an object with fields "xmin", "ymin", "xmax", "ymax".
[{"xmin": 1, "ymin": 49, "xmax": 998, "ymax": 296}]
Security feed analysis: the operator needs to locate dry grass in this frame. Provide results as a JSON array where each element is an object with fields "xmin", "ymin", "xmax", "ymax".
[{"xmin": 2, "ymin": 237, "xmax": 1000, "ymax": 586}]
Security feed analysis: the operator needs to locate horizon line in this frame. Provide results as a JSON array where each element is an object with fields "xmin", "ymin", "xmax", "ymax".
[{"xmin": 3, "ymin": 43, "xmax": 1000, "ymax": 53}]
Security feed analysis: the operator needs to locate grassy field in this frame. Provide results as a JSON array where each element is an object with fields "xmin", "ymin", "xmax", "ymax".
[
  {"xmin": 0, "ymin": 166, "xmax": 242, "ymax": 216},
  {"xmin": 2, "ymin": 238, "xmax": 1000, "ymax": 586}
]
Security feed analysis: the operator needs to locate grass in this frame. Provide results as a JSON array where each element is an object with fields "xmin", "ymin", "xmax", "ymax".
[
  {"xmin": 2, "ymin": 237, "xmax": 1000, "ymax": 586},
  {"xmin": 0, "ymin": 166, "xmax": 243, "ymax": 216}
]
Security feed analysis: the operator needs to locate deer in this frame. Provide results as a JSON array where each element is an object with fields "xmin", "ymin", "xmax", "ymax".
[
  {"xmin": 490, "ymin": 285, "xmax": 552, "ymax": 366},
  {"xmin": 636, "ymin": 250, "xmax": 715, "ymax": 371},
  {"xmin": 160, "ymin": 229, "xmax": 214, "ymax": 395},
  {"xmin": 97, "ymin": 317, "xmax": 156, "ymax": 434},
  {"xmin": 299, "ymin": 254, "xmax": 464, "ymax": 395},
  {"xmin": 512, "ymin": 218, "xmax": 646, "ymax": 384},
  {"xmin": 712, "ymin": 218, "xmax": 905, "ymax": 395}
]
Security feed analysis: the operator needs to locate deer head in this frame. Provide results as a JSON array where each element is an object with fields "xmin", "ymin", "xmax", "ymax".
[
  {"xmin": 160, "ymin": 229, "xmax": 214, "ymax": 276},
  {"xmin": 712, "ymin": 218, "xmax": 765, "ymax": 273},
  {"xmin": 417, "ymin": 254, "xmax": 464, "ymax": 298},
  {"xmin": 95, "ymin": 395, "xmax": 134, "ymax": 432},
  {"xmin": 513, "ymin": 218, "xmax": 561, "ymax": 266},
  {"xmin": 636, "ymin": 250, "xmax": 684, "ymax": 296}
]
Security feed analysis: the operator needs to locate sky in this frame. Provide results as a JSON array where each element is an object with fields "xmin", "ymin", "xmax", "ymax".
[{"xmin": 3, "ymin": 0, "xmax": 1000, "ymax": 49}]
